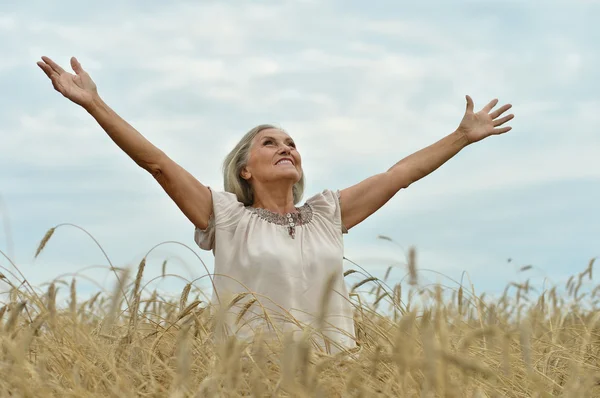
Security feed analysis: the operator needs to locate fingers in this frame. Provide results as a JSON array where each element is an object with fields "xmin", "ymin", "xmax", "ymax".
[
  {"xmin": 37, "ymin": 62, "xmax": 62, "ymax": 89},
  {"xmin": 482, "ymin": 98, "xmax": 499, "ymax": 113},
  {"xmin": 465, "ymin": 95, "xmax": 474, "ymax": 113},
  {"xmin": 36, "ymin": 62, "xmax": 55, "ymax": 79},
  {"xmin": 70, "ymin": 57, "xmax": 84, "ymax": 75},
  {"xmin": 37, "ymin": 61, "xmax": 65, "ymax": 94},
  {"xmin": 490, "ymin": 103, "xmax": 512, "ymax": 119},
  {"xmin": 493, "ymin": 126, "xmax": 512, "ymax": 135},
  {"xmin": 40, "ymin": 56, "xmax": 66, "ymax": 75},
  {"xmin": 493, "ymin": 113, "xmax": 514, "ymax": 127}
]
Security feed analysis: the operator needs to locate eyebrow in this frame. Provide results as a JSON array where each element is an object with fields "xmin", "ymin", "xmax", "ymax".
[{"xmin": 261, "ymin": 136, "xmax": 294, "ymax": 142}]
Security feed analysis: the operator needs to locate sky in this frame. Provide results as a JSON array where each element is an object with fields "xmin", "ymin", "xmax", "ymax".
[{"xmin": 1, "ymin": 0, "xmax": 599, "ymax": 303}]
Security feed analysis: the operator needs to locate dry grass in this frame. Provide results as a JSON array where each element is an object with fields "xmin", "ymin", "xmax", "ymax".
[{"xmin": 0, "ymin": 226, "xmax": 599, "ymax": 397}]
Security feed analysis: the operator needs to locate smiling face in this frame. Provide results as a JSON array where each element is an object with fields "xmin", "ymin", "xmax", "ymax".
[{"xmin": 241, "ymin": 128, "xmax": 303, "ymax": 187}]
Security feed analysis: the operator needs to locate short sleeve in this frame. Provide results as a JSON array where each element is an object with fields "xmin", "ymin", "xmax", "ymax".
[
  {"xmin": 306, "ymin": 189, "xmax": 348, "ymax": 234},
  {"xmin": 336, "ymin": 190, "xmax": 349, "ymax": 234},
  {"xmin": 194, "ymin": 189, "xmax": 245, "ymax": 251}
]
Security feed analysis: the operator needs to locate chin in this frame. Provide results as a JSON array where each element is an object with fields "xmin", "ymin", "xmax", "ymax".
[{"xmin": 275, "ymin": 169, "xmax": 301, "ymax": 181}]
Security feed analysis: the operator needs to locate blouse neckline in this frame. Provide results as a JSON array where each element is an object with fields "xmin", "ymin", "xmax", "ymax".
[{"xmin": 245, "ymin": 202, "xmax": 313, "ymax": 227}]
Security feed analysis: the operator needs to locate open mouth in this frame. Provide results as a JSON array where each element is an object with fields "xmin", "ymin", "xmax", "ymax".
[{"xmin": 275, "ymin": 158, "xmax": 294, "ymax": 166}]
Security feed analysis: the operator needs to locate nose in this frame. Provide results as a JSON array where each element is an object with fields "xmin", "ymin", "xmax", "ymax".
[{"xmin": 278, "ymin": 144, "xmax": 292, "ymax": 154}]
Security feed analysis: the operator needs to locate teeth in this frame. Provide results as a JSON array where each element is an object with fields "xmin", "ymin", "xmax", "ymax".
[{"xmin": 277, "ymin": 160, "xmax": 292, "ymax": 165}]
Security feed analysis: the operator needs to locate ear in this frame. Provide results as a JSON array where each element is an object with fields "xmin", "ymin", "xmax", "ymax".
[{"xmin": 240, "ymin": 167, "xmax": 251, "ymax": 180}]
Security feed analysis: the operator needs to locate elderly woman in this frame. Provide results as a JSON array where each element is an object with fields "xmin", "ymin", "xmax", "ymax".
[{"xmin": 37, "ymin": 56, "xmax": 514, "ymax": 352}]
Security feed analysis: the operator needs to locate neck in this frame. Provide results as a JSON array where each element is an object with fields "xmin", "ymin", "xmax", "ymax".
[{"xmin": 251, "ymin": 181, "xmax": 296, "ymax": 214}]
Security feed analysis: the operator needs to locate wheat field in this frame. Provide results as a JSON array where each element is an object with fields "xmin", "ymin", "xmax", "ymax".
[{"xmin": 0, "ymin": 225, "xmax": 599, "ymax": 397}]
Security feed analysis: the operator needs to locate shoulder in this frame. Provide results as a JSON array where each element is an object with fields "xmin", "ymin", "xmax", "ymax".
[
  {"xmin": 305, "ymin": 189, "xmax": 348, "ymax": 234},
  {"xmin": 209, "ymin": 189, "xmax": 244, "ymax": 211},
  {"xmin": 210, "ymin": 189, "xmax": 241, "ymax": 203},
  {"xmin": 306, "ymin": 189, "xmax": 340, "ymax": 208},
  {"xmin": 194, "ymin": 189, "xmax": 245, "ymax": 251},
  {"xmin": 305, "ymin": 189, "xmax": 342, "ymax": 220},
  {"xmin": 209, "ymin": 188, "xmax": 246, "ymax": 228}
]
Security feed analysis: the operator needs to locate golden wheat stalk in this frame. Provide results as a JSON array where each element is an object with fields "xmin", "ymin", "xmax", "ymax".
[
  {"xmin": 177, "ymin": 300, "xmax": 202, "ymax": 321},
  {"xmin": 127, "ymin": 258, "xmax": 147, "ymax": 341},
  {"xmin": 47, "ymin": 283, "xmax": 57, "ymax": 328},
  {"xmin": 34, "ymin": 227, "xmax": 55, "ymax": 258},
  {"xmin": 179, "ymin": 283, "xmax": 191, "ymax": 312},
  {"xmin": 236, "ymin": 298, "xmax": 257, "ymax": 325},
  {"xmin": 352, "ymin": 277, "xmax": 378, "ymax": 292},
  {"xmin": 161, "ymin": 260, "xmax": 167, "ymax": 278},
  {"xmin": 101, "ymin": 268, "xmax": 130, "ymax": 335},
  {"xmin": 408, "ymin": 246, "xmax": 417, "ymax": 286},
  {"xmin": 70, "ymin": 278, "xmax": 77, "ymax": 320},
  {"xmin": 4, "ymin": 301, "xmax": 26, "ymax": 334}
]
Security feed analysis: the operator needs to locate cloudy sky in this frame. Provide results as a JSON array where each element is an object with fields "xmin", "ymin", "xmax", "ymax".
[{"xmin": 1, "ymin": 0, "xmax": 599, "ymax": 301}]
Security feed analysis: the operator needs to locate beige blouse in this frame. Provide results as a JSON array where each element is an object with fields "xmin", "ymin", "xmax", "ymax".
[{"xmin": 194, "ymin": 189, "xmax": 356, "ymax": 353}]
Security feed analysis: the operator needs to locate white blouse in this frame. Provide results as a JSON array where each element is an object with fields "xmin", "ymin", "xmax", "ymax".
[{"xmin": 194, "ymin": 189, "xmax": 356, "ymax": 353}]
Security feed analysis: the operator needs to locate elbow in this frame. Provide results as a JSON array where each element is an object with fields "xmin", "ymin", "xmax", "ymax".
[
  {"xmin": 386, "ymin": 170, "xmax": 412, "ymax": 191},
  {"xmin": 146, "ymin": 162, "xmax": 162, "ymax": 179},
  {"xmin": 398, "ymin": 171, "xmax": 420, "ymax": 190},
  {"xmin": 401, "ymin": 178, "xmax": 414, "ymax": 190},
  {"xmin": 144, "ymin": 152, "xmax": 169, "ymax": 178},
  {"xmin": 386, "ymin": 167, "xmax": 413, "ymax": 191}
]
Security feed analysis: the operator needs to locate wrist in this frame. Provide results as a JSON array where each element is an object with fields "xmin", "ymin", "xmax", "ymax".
[
  {"xmin": 452, "ymin": 129, "xmax": 472, "ymax": 148},
  {"xmin": 83, "ymin": 93, "xmax": 104, "ymax": 115}
]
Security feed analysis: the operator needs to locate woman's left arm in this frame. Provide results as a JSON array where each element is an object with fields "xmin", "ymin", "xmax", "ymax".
[{"xmin": 339, "ymin": 96, "xmax": 514, "ymax": 230}]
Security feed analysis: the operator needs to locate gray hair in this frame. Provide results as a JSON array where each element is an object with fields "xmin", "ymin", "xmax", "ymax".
[{"xmin": 222, "ymin": 124, "xmax": 305, "ymax": 206}]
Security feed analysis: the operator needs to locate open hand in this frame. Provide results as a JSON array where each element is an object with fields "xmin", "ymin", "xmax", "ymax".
[
  {"xmin": 457, "ymin": 96, "xmax": 514, "ymax": 144},
  {"xmin": 37, "ymin": 56, "xmax": 97, "ymax": 108}
]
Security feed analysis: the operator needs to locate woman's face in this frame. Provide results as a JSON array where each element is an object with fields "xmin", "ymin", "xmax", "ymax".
[{"xmin": 242, "ymin": 128, "xmax": 302, "ymax": 187}]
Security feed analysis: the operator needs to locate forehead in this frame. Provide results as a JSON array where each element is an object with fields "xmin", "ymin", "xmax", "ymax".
[{"xmin": 254, "ymin": 128, "xmax": 293, "ymax": 141}]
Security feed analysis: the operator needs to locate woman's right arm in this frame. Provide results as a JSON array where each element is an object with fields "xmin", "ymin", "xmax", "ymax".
[
  {"xmin": 37, "ymin": 56, "xmax": 213, "ymax": 230},
  {"xmin": 86, "ymin": 97, "xmax": 213, "ymax": 230}
]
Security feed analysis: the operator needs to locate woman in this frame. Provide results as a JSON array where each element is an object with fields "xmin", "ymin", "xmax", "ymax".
[{"xmin": 37, "ymin": 56, "xmax": 514, "ymax": 352}]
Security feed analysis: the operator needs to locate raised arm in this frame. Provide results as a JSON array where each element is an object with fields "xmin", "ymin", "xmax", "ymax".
[
  {"xmin": 37, "ymin": 56, "xmax": 213, "ymax": 230},
  {"xmin": 339, "ymin": 96, "xmax": 514, "ymax": 230}
]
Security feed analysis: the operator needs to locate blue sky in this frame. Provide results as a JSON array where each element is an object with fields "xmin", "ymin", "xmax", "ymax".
[{"xmin": 1, "ymin": 1, "xmax": 599, "ymax": 301}]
